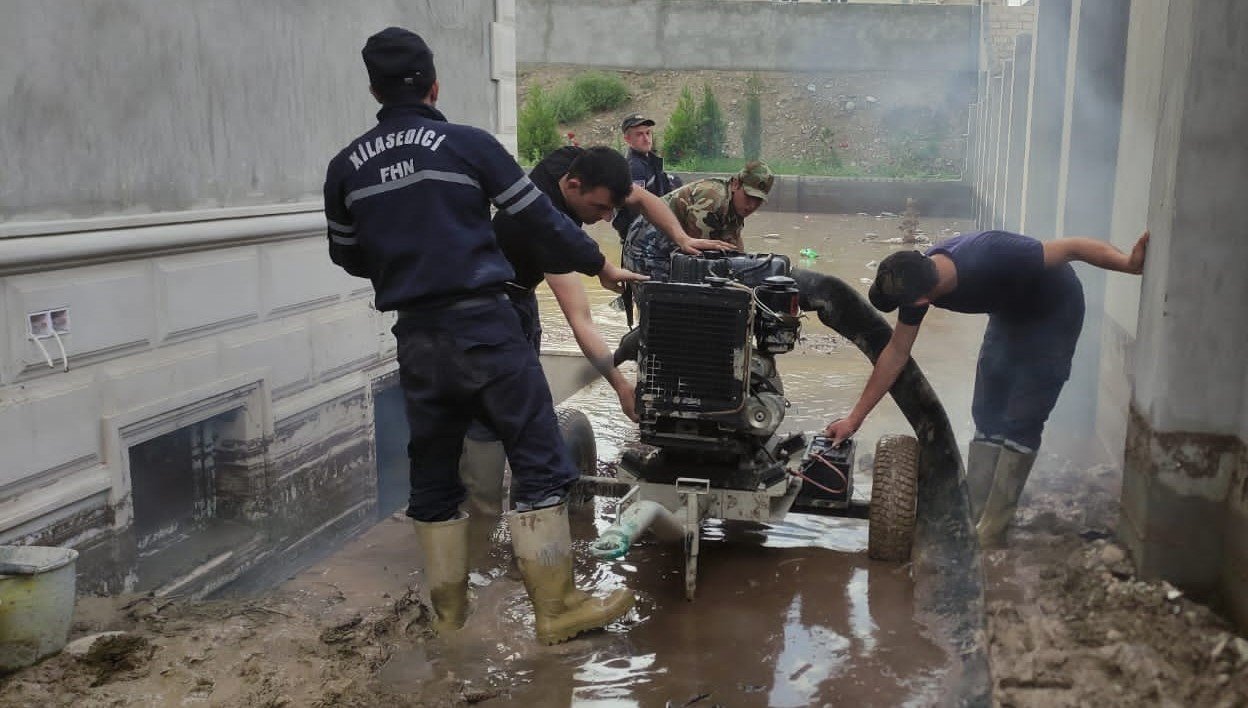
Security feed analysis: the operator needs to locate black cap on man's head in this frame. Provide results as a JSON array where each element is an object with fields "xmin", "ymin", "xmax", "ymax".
[
  {"xmin": 868, "ymin": 250, "xmax": 938, "ymax": 313},
  {"xmin": 620, "ymin": 113, "xmax": 656, "ymax": 132},
  {"xmin": 362, "ymin": 27, "xmax": 436, "ymax": 91}
]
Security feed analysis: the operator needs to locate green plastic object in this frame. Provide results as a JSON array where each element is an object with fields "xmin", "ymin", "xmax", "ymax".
[{"xmin": 799, "ymin": 248, "xmax": 819, "ymax": 259}]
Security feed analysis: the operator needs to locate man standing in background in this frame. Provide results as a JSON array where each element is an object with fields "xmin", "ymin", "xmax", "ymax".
[{"xmin": 612, "ymin": 113, "xmax": 682, "ymax": 239}]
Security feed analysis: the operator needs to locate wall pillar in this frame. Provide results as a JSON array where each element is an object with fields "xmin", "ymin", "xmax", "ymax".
[
  {"xmin": 1125, "ymin": 0, "xmax": 1248, "ymax": 629},
  {"xmin": 1017, "ymin": 0, "xmax": 1071, "ymax": 239},
  {"xmin": 1001, "ymin": 33, "xmax": 1032, "ymax": 233},
  {"xmin": 1047, "ymin": 0, "xmax": 1130, "ymax": 447}
]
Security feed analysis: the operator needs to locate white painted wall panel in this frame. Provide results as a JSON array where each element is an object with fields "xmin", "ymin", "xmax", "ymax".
[
  {"xmin": 221, "ymin": 323, "xmax": 312, "ymax": 396},
  {"xmin": 5, "ymin": 264, "xmax": 153, "ymax": 373},
  {"xmin": 98, "ymin": 345, "xmax": 220, "ymax": 416},
  {"xmin": 310, "ymin": 309, "xmax": 382, "ymax": 380},
  {"xmin": 261, "ymin": 240, "xmax": 349, "ymax": 316},
  {"xmin": 0, "ymin": 380, "xmax": 99, "ymax": 489},
  {"xmin": 158, "ymin": 251, "xmax": 260, "ymax": 340}
]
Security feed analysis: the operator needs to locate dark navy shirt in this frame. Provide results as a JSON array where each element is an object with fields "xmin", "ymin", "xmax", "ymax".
[
  {"xmin": 611, "ymin": 147, "xmax": 674, "ymax": 238},
  {"xmin": 898, "ymin": 230, "xmax": 1080, "ymax": 326},
  {"xmin": 323, "ymin": 103, "xmax": 605, "ymax": 310},
  {"xmin": 493, "ymin": 146, "xmax": 585, "ymax": 290}
]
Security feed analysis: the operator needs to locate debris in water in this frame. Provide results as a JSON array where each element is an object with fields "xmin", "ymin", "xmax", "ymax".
[
  {"xmin": 799, "ymin": 248, "xmax": 819, "ymax": 259},
  {"xmin": 865, "ymin": 260, "xmax": 878, "ymax": 270}
]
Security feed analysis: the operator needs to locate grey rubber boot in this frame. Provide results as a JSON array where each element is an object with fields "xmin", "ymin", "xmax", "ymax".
[
  {"xmin": 458, "ymin": 439, "xmax": 507, "ymax": 517},
  {"xmin": 965, "ymin": 438, "xmax": 1003, "ymax": 524},
  {"xmin": 508, "ymin": 502, "xmax": 635, "ymax": 645},
  {"xmin": 412, "ymin": 512, "xmax": 470, "ymax": 634},
  {"xmin": 975, "ymin": 446, "xmax": 1038, "ymax": 548}
]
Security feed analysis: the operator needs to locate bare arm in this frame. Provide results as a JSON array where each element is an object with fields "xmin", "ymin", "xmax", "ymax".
[
  {"xmin": 626, "ymin": 185, "xmax": 735, "ymax": 254},
  {"xmin": 1043, "ymin": 231, "xmax": 1149, "ymax": 274},
  {"xmin": 547, "ymin": 272, "xmax": 638, "ymax": 422},
  {"xmin": 825, "ymin": 321, "xmax": 922, "ymax": 445}
]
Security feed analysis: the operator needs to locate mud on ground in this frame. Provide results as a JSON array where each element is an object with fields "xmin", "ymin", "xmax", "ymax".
[
  {"xmin": 985, "ymin": 455, "xmax": 1248, "ymax": 707},
  {"xmin": 5, "ymin": 455, "xmax": 1248, "ymax": 705},
  {"xmin": 0, "ymin": 517, "xmax": 480, "ymax": 708}
]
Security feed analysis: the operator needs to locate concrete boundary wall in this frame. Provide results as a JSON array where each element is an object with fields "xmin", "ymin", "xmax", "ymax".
[{"xmin": 519, "ymin": 0, "xmax": 978, "ymax": 73}]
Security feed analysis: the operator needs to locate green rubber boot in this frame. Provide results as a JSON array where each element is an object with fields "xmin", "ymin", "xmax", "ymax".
[
  {"xmin": 975, "ymin": 446, "xmax": 1037, "ymax": 548},
  {"xmin": 508, "ymin": 502, "xmax": 634, "ymax": 645},
  {"xmin": 412, "ymin": 512, "xmax": 470, "ymax": 633},
  {"xmin": 965, "ymin": 438, "xmax": 1003, "ymax": 524},
  {"xmin": 458, "ymin": 438, "xmax": 507, "ymax": 517}
]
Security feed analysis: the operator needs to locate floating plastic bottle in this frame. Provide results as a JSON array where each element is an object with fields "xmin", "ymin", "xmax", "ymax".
[{"xmin": 799, "ymin": 248, "xmax": 819, "ymax": 259}]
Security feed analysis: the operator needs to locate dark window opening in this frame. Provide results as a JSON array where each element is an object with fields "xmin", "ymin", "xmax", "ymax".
[{"xmin": 128, "ymin": 410, "xmax": 259, "ymax": 591}]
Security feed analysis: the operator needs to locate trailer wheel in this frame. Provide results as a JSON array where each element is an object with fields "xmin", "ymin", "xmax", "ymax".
[
  {"xmin": 556, "ymin": 407, "xmax": 597, "ymax": 476},
  {"xmin": 868, "ymin": 434, "xmax": 919, "ymax": 562}
]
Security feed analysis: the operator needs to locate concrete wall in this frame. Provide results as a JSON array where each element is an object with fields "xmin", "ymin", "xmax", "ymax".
[
  {"xmin": 519, "ymin": 0, "xmax": 978, "ymax": 73},
  {"xmin": 1095, "ymin": 0, "xmax": 1168, "ymax": 467},
  {"xmin": 0, "ymin": 0, "xmax": 518, "ymax": 596},
  {"xmin": 1017, "ymin": 0, "xmax": 1070, "ymax": 238},
  {"xmin": 0, "ymin": 1, "xmax": 511, "ymax": 224},
  {"xmin": 1122, "ymin": 0, "xmax": 1248, "ymax": 625}
]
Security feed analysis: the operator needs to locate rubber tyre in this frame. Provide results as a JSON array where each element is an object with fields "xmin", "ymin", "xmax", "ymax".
[
  {"xmin": 556, "ymin": 407, "xmax": 597, "ymax": 476},
  {"xmin": 867, "ymin": 434, "xmax": 919, "ymax": 562}
]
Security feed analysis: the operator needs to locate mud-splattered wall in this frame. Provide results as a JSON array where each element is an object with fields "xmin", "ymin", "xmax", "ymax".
[{"xmin": 0, "ymin": 0, "xmax": 517, "ymax": 597}]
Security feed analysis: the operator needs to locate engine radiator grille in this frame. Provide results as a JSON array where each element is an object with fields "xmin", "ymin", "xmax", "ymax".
[{"xmin": 636, "ymin": 283, "xmax": 752, "ymax": 414}]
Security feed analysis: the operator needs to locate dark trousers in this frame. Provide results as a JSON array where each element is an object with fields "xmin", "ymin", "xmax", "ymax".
[
  {"xmin": 970, "ymin": 273, "xmax": 1085, "ymax": 450},
  {"xmin": 466, "ymin": 288, "xmax": 541, "ymax": 442},
  {"xmin": 394, "ymin": 295, "xmax": 577, "ymax": 522}
]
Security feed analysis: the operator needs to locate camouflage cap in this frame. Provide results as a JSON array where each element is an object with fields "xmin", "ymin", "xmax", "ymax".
[
  {"xmin": 867, "ymin": 250, "xmax": 938, "ymax": 313},
  {"xmin": 737, "ymin": 161, "xmax": 775, "ymax": 201}
]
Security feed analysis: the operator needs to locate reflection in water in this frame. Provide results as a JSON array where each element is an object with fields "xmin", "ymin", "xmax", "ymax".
[
  {"xmin": 407, "ymin": 213, "xmax": 982, "ymax": 705},
  {"xmin": 768, "ymin": 595, "xmax": 851, "ymax": 708},
  {"xmin": 848, "ymin": 567, "xmax": 879, "ymax": 655},
  {"xmin": 573, "ymin": 650, "xmax": 665, "ymax": 705}
]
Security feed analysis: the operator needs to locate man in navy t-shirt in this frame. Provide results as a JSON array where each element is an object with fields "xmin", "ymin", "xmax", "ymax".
[{"xmin": 825, "ymin": 230, "xmax": 1149, "ymax": 546}]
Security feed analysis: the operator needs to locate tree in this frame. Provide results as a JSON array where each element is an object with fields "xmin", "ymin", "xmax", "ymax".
[
  {"xmin": 743, "ymin": 75, "xmax": 763, "ymax": 161},
  {"xmin": 697, "ymin": 83, "xmax": 727, "ymax": 159},
  {"xmin": 517, "ymin": 86, "xmax": 561, "ymax": 163},
  {"xmin": 663, "ymin": 86, "xmax": 700, "ymax": 163}
]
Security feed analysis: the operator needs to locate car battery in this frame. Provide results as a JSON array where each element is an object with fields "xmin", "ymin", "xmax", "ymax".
[{"xmin": 794, "ymin": 435, "xmax": 855, "ymax": 509}]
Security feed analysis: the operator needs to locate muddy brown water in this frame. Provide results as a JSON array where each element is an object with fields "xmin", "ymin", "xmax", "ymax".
[{"xmin": 375, "ymin": 212, "xmax": 987, "ymax": 705}]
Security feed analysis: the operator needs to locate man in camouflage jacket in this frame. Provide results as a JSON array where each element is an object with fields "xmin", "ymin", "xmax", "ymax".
[{"xmin": 622, "ymin": 161, "xmax": 775, "ymax": 280}]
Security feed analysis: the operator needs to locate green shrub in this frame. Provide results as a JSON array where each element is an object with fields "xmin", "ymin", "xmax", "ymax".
[
  {"xmin": 569, "ymin": 71, "xmax": 630, "ymax": 112},
  {"xmin": 743, "ymin": 76, "xmax": 763, "ymax": 161},
  {"xmin": 663, "ymin": 87, "xmax": 700, "ymax": 163},
  {"xmin": 548, "ymin": 85, "xmax": 589, "ymax": 124},
  {"xmin": 517, "ymin": 86, "xmax": 561, "ymax": 163},
  {"xmin": 696, "ymin": 84, "xmax": 727, "ymax": 159}
]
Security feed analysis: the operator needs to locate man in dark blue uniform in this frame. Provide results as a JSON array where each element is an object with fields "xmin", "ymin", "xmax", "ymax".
[
  {"xmin": 324, "ymin": 27, "xmax": 640, "ymax": 644},
  {"xmin": 610, "ymin": 113, "xmax": 682, "ymax": 239},
  {"xmin": 825, "ymin": 230, "xmax": 1149, "ymax": 547}
]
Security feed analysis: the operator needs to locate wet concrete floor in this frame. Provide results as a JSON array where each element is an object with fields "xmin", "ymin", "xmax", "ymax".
[{"xmin": 371, "ymin": 212, "xmax": 988, "ymax": 705}]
